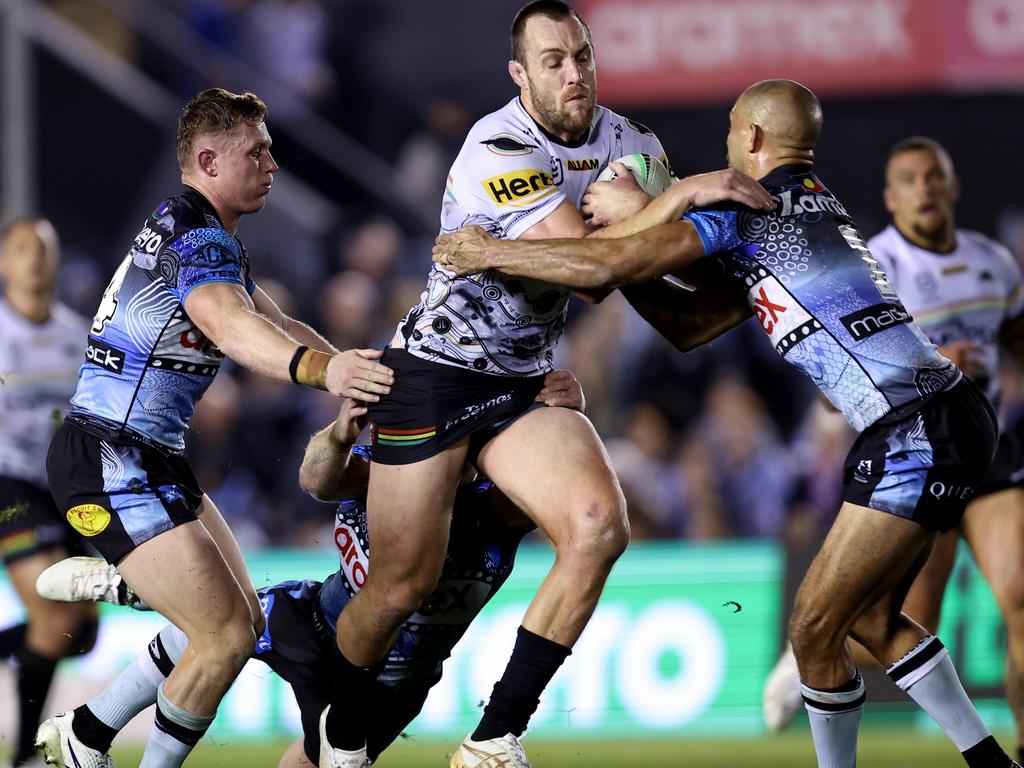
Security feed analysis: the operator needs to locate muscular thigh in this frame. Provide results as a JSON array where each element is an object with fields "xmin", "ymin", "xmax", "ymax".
[
  {"xmin": 477, "ymin": 407, "xmax": 624, "ymax": 541},
  {"xmin": 902, "ymin": 528, "xmax": 959, "ymax": 632},
  {"xmin": 197, "ymin": 494, "xmax": 260, "ymax": 623},
  {"xmin": 116, "ymin": 519, "xmax": 252, "ymax": 643},
  {"xmin": 797, "ymin": 501, "xmax": 933, "ymax": 630},
  {"xmin": 363, "ymin": 446, "xmax": 469, "ymax": 586}
]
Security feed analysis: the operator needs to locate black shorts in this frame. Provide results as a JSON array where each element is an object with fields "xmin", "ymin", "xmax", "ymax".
[
  {"xmin": 0, "ymin": 476, "xmax": 87, "ymax": 565},
  {"xmin": 843, "ymin": 377, "xmax": 998, "ymax": 531},
  {"xmin": 254, "ymin": 580, "xmax": 431, "ymax": 763},
  {"xmin": 46, "ymin": 422, "xmax": 204, "ymax": 564},
  {"xmin": 976, "ymin": 428, "xmax": 1024, "ymax": 497},
  {"xmin": 368, "ymin": 348, "xmax": 545, "ymax": 465}
]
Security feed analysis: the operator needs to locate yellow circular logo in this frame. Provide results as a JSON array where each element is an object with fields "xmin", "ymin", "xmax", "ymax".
[{"xmin": 66, "ymin": 504, "xmax": 112, "ymax": 537}]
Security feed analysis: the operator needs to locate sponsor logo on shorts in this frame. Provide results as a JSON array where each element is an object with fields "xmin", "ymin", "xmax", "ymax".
[
  {"xmin": 375, "ymin": 425, "xmax": 437, "ymax": 447},
  {"xmin": 482, "ymin": 169, "xmax": 556, "ymax": 206},
  {"xmin": 841, "ymin": 302, "xmax": 912, "ymax": 342},
  {"xmin": 566, "ymin": 158, "xmax": 599, "ymax": 171},
  {"xmin": 928, "ymin": 482, "xmax": 976, "ymax": 501},
  {"xmin": 66, "ymin": 503, "xmax": 112, "ymax": 537},
  {"xmin": 85, "ymin": 337, "xmax": 126, "ymax": 373},
  {"xmin": 854, "ymin": 459, "xmax": 873, "ymax": 483},
  {"xmin": 444, "ymin": 393, "xmax": 513, "ymax": 431}
]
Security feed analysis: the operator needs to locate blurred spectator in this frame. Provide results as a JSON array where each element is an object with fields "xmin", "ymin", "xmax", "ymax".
[
  {"xmin": 394, "ymin": 94, "xmax": 474, "ymax": 226},
  {"xmin": 241, "ymin": 0, "xmax": 335, "ymax": 119},
  {"xmin": 316, "ymin": 270, "xmax": 381, "ymax": 350},
  {"xmin": 337, "ymin": 216, "xmax": 405, "ymax": 283},
  {"xmin": 686, "ymin": 376, "xmax": 795, "ymax": 539}
]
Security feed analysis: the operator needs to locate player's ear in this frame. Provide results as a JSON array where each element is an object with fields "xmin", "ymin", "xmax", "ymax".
[
  {"xmin": 748, "ymin": 123, "xmax": 762, "ymax": 153},
  {"xmin": 508, "ymin": 59, "xmax": 527, "ymax": 89},
  {"xmin": 197, "ymin": 147, "xmax": 217, "ymax": 178}
]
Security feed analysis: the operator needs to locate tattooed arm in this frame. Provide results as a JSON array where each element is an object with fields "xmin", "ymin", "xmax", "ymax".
[{"xmin": 298, "ymin": 399, "xmax": 370, "ymax": 502}]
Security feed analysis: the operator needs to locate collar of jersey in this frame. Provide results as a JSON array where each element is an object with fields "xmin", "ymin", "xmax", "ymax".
[
  {"xmin": 890, "ymin": 223, "xmax": 958, "ymax": 256},
  {"xmin": 180, "ymin": 185, "xmax": 226, "ymax": 227}
]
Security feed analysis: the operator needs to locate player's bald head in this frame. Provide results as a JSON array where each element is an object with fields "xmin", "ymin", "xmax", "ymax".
[{"xmin": 733, "ymin": 79, "xmax": 822, "ymax": 150}]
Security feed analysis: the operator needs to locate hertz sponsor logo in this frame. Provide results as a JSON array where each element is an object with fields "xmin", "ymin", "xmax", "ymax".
[
  {"xmin": 566, "ymin": 158, "xmax": 600, "ymax": 171},
  {"xmin": 842, "ymin": 302, "xmax": 912, "ymax": 341},
  {"xmin": 66, "ymin": 504, "xmax": 112, "ymax": 537},
  {"xmin": 482, "ymin": 169, "xmax": 555, "ymax": 206}
]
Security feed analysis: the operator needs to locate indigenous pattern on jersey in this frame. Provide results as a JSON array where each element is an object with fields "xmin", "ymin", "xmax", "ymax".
[
  {"xmin": 396, "ymin": 98, "xmax": 669, "ymax": 375},
  {"xmin": 316, "ymin": 445, "xmax": 525, "ymax": 689},
  {"xmin": 0, "ymin": 299, "xmax": 85, "ymax": 485},
  {"xmin": 684, "ymin": 165, "xmax": 959, "ymax": 433},
  {"xmin": 868, "ymin": 225, "xmax": 1023, "ymax": 415},
  {"xmin": 67, "ymin": 189, "xmax": 255, "ymax": 453}
]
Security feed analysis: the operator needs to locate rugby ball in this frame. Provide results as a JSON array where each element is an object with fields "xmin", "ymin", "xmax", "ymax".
[{"xmin": 597, "ymin": 153, "xmax": 673, "ymax": 196}]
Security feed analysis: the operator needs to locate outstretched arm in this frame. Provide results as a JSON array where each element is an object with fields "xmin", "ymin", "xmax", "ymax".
[
  {"xmin": 185, "ymin": 282, "xmax": 393, "ymax": 400},
  {"xmin": 434, "ymin": 219, "xmax": 708, "ymax": 291}
]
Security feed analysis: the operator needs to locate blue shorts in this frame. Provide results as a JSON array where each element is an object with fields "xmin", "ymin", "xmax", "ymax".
[
  {"xmin": 46, "ymin": 421, "xmax": 203, "ymax": 564},
  {"xmin": 843, "ymin": 377, "xmax": 998, "ymax": 531},
  {"xmin": 254, "ymin": 580, "xmax": 431, "ymax": 763}
]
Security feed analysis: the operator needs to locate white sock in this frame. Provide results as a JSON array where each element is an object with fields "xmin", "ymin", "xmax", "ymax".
[
  {"xmin": 801, "ymin": 672, "xmax": 865, "ymax": 768},
  {"xmin": 887, "ymin": 636, "xmax": 990, "ymax": 752},
  {"xmin": 139, "ymin": 681, "xmax": 214, "ymax": 768},
  {"xmin": 87, "ymin": 623, "xmax": 186, "ymax": 730}
]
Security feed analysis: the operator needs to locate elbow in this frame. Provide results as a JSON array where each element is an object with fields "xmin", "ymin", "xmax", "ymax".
[{"xmin": 586, "ymin": 261, "xmax": 623, "ymax": 291}]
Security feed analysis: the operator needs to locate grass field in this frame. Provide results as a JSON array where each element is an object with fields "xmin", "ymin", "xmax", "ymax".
[{"xmin": 99, "ymin": 729, "xmax": 1014, "ymax": 767}]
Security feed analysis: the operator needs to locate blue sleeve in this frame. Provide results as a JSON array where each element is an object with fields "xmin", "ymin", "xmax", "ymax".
[
  {"xmin": 170, "ymin": 227, "xmax": 249, "ymax": 301},
  {"xmin": 683, "ymin": 209, "xmax": 744, "ymax": 256},
  {"xmin": 351, "ymin": 443, "xmax": 373, "ymax": 461}
]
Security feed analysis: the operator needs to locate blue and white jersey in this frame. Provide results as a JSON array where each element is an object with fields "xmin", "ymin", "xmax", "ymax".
[
  {"xmin": 395, "ymin": 97, "xmax": 670, "ymax": 375},
  {"xmin": 868, "ymin": 225, "xmax": 1023, "ymax": 416},
  {"xmin": 318, "ymin": 445, "xmax": 524, "ymax": 690},
  {"xmin": 684, "ymin": 165, "xmax": 959, "ymax": 433},
  {"xmin": 67, "ymin": 188, "xmax": 256, "ymax": 454}
]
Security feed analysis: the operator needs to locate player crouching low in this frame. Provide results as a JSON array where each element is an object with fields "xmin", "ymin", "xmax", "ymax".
[{"xmin": 34, "ymin": 370, "xmax": 585, "ymax": 768}]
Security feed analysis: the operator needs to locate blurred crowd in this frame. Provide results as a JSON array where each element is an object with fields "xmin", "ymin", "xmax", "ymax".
[{"xmin": 34, "ymin": 0, "xmax": 1024, "ymax": 550}]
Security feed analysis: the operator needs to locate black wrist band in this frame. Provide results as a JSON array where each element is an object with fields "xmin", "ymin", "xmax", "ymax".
[{"xmin": 289, "ymin": 345, "xmax": 309, "ymax": 385}]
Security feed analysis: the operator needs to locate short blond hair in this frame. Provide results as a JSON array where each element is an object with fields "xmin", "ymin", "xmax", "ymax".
[{"xmin": 175, "ymin": 87, "xmax": 267, "ymax": 169}]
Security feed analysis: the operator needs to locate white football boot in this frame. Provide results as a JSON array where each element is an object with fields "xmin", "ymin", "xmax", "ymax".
[
  {"xmin": 762, "ymin": 642, "xmax": 803, "ymax": 732},
  {"xmin": 318, "ymin": 707, "xmax": 369, "ymax": 768},
  {"xmin": 449, "ymin": 733, "xmax": 531, "ymax": 768},
  {"xmin": 34, "ymin": 712, "xmax": 115, "ymax": 768},
  {"xmin": 36, "ymin": 557, "xmax": 147, "ymax": 609}
]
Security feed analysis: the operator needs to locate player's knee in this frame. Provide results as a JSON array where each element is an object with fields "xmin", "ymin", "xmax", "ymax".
[
  {"xmin": 191, "ymin": 614, "xmax": 256, "ymax": 671},
  {"xmin": 561, "ymin": 491, "xmax": 629, "ymax": 567},
  {"xmin": 789, "ymin": 600, "xmax": 842, "ymax": 659}
]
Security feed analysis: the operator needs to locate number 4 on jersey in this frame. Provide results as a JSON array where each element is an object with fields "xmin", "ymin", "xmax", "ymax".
[{"xmin": 91, "ymin": 254, "xmax": 132, "ymax": 334}]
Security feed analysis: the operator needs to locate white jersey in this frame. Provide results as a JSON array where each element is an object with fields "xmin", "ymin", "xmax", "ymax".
[
  {"xmin": 869, "ymin": 225, "xmax": 1023, "ymax": 413},
  {"xmin": 0, "ymin": 298, "xmax": 87, "ymax": 485},
  {"xmin": 393, "ymin": 97, "xmax": 670, "ymax": 375}
]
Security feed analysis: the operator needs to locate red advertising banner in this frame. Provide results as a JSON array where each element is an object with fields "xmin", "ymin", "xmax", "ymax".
[{"xmin": 577, "ymin": 0, "xmax": 1024, "ymax": 106}]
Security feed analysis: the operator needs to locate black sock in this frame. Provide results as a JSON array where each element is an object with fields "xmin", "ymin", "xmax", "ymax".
[
  {"xmin": 472, "ymin": 626, "xmax": 571, "ymax": 741},
  {"xmin": 1017, "ymin": 745, "xmax": 1023, "ymax": 766},
  {"xmin": 0, "ymin": 622, "xmax": 26, "ymax": 660},
  {"xmin": 71, "ymin": 703, "xmax": 119, "ymax": 754},
  {"xmin": 962, "ymin": 735, "xmax": 1012, "ymax": 767},
  {"xmin": 324, "ymin": 647, "xmax": 383, "ymax": 751},
  {"xmin": 14, "ymin": 646, "xmax": 57, "ymax": 764}
]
